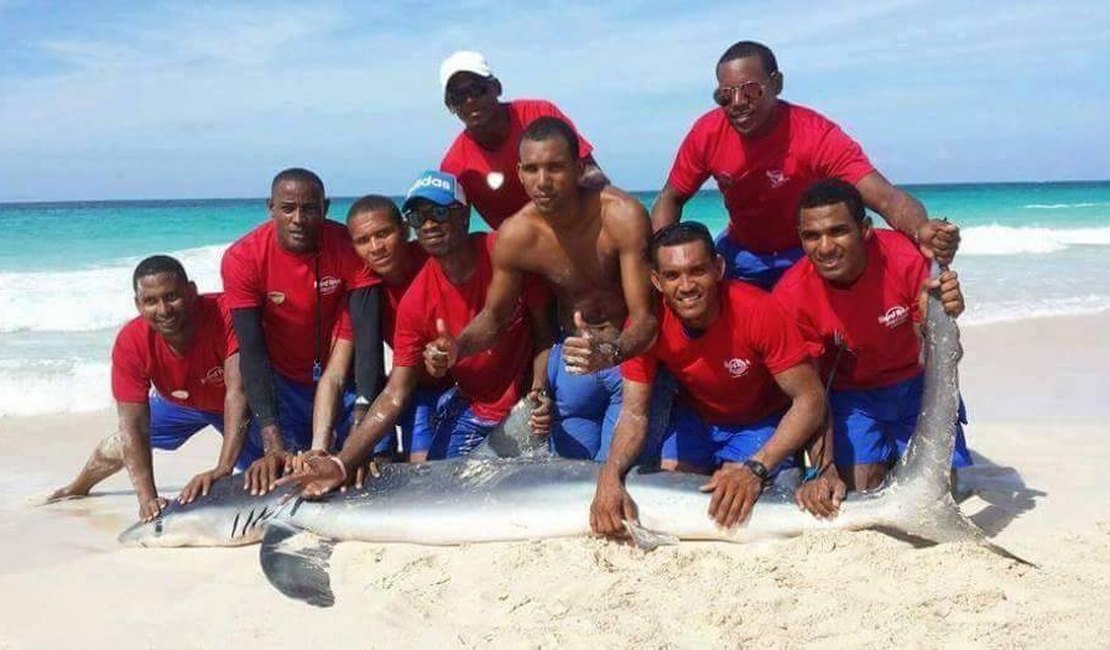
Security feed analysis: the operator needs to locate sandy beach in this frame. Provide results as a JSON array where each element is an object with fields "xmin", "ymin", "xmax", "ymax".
[{"xmin": 2, "ymin": 311, "xmax": 1108, "ymax": 649}]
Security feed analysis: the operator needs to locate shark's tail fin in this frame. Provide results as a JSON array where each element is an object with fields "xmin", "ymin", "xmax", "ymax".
[{"xmin": 879, "ymin": 263, "xmax": 1033, "ymax": 565}]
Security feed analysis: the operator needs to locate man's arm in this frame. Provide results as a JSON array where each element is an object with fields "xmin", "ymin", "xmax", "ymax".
[
  {"xmin": 526, "ymin": 301, "xmax": 557, "ymax": 436},
  {"xmin": 702, "ymin": 363, "xmax": 825, "ymax": 528},
  {"xmin": 348, "ymin": 286, "xmax": 386, "ymax": 405},
  {"xmin": 612, "ymin": 199, "xmax": 658, "ymax": 362},
  {"xmin": 856, "ymin": 172, "xmax": 959, "ymax": 266},
  {"xmin": 649, "ymin": 183, "xmax": 692, "ymax": 232},
  {"xmin": 580, "ymin": 154, "xmax": 610, "ymax": 190},
  {"xmin": 311, "ymin": 338, "xmax": 354, "ymax": 452},
  {"xmin": 180, "ymin": 353, "xmax": 251, "ymax": 503},
  {"xmin": 229, "ymin": 308, "xmax": 282, "ymax": 452},
  {"xmin": 591, "ymin": 378, "xmax": 652, "ymax": 537},
  {"xmin": 117, "ymin": 401, "xmax": 163, "ymax": 522},
  {"xmin": 276, "ymin": 366, "xmax": 421, "ymax": 498}
]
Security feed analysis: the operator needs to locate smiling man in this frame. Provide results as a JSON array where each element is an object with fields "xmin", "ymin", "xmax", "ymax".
[
  {"xmin": 48, "ymin": 256, "xmax": 252, "ymax": 522},
  {"xmin": 220, "ymin": 168, "xmax": 385, "ymax": 495},
  {"xmin": 651, "ymin": 40, "xmax": 959, "ymax": 288},
  {"xmin": 773, "ymin": 180, "xmax": 972, "ymax": 516},
  {"xmin": 427, "ymin": 117, "xmax": 663, "ymax": 463},
  {"xmin": 438, "ymin": 50, "xmax": 607, "ymax": 229},
  {"xmin": 590, "ymin": 221, "xmax": 825, "ymax": 536}
]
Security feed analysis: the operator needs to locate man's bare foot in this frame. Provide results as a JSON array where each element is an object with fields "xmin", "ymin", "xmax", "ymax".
[{"xmin": 42, "ymin": 485, "xmax": 90, "ymax": 505}]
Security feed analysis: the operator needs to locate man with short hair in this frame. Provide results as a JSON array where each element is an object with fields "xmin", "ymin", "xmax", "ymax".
[
  {"xmin": 652, "ymin": 40, "xmax": 959, "ymax": 288},
  {"xmin": 221, "ymin": 168, "xmax": 385, "ymax": 495},
  {"xmin": 309, "ymin": 195, "xmax": 443, "ymax": 462},
  {"xmin": 773, "ymin": 179, "xmax": 971, "ymax": 517},
  {"xmin": 590, "ymin": 222, "xmax": 825, "ymax": 535},
  {"xmin": 439, "ymin": 50, "xmax": 607, "ymax": 229},
  {"xmin": 48, "ymin": 256, "xmax": 251, "ymax": 522},
  {"xmin": 427, "ymin": 116, "xmax": 660, "ymax": 463},
  {"xmin": 277, "ymin": 171, "xmax": 554, "ymax": 498}
]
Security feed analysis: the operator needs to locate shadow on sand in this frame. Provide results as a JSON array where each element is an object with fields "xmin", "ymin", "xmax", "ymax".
[{"xmin": 958, "ymin": 450, "xmax": 1045, "ymax": 537}]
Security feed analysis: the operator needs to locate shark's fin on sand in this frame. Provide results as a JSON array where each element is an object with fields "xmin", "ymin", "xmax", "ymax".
[
  {"xmin": 623, "ymin": 519, "xmax": 679, "ymax": 551},
  {"xmin": 260, "ymin": 520, "xmax": 337, "ymax": 607}
]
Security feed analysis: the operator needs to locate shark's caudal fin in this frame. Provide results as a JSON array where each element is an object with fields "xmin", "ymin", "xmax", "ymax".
[
  {"xmin": 881, "ymin": 263, "xmax": 1033, "ymax": 565},
  {"xmin": 472, "ymin": 398, "xmax": 551, "ymax": 459},
  {"xmin": 260, "ymin": 521, "xmax": 337, "ymax": 608}
]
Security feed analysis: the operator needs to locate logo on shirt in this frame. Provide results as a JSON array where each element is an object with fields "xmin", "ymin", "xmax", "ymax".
[
  {"xmin": 201, "ymin": 366, "xmax": 225, "ymax": 387},
  {"xmin": 171, "ymin": 390, "xmax": 190, "ymax": 400},
  {"xmin": 317, "ymin": 276, "xmax": 341, "ymax": 296},
  {"xmin": 267, "ymin": 291, "xmax": 286, "ymax": 305},
  {"xmin": 724, "ymin": 358, "xmax": 751, "ymax": 378},
  {"xmin": 766, "ymin": 170, "xmax": 789, "ymax": 188},
  {"xmin": 878, "ymin": 305, "xmax": 910, "ymax": 329},
  {"xmin": 486, "ymin": 171, "xmax": 504, "ymax": 190}
]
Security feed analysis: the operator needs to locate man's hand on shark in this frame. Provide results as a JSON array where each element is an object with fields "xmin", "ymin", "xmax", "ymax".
[
  {"xmin": 701, "ymin": 463, "xmax": 762, "ymax": 529},
  {"xmin": 245, "ymin": 451, "xmax": 291, "ymax": 496},
  {"xmin": 795, "ymin": 469, "xmax": 847, "ymax": 520},
  {"xmin": 179, "ymin": 466, "xmax": 232, "ymax": 504}
]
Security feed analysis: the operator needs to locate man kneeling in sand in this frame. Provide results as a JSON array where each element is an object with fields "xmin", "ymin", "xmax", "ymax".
[
  {"xmin": 774, "ymin": 180, "xmax": 971, "ymax": 517},
  {"xmin": 426, "ymin": 116, "xmax": 662, "ymax": 462},
  {"xmin": 48, "ymin": 256, "xmax": 252, "ymax": 521},
  {"xmin": 591, "ymin": 222, "xmax": 825, "ymax": 535}
]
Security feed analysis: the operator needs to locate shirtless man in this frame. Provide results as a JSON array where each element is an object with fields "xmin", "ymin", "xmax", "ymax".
[
  {"xmin": 48, "ymin": 256, "xmax": 251, "ymax": 521},
  {"xmin": 427, "ymin": 116, "xmax": 661, "ymax": 462}
]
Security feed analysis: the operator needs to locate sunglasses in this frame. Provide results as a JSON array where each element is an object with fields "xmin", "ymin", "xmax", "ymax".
[
  {"xmin": 712, "ymin": 80, "xmax": 769, "ymax": 107},
  {"xmin": 445, "ymin": 81, "xmax": 491, "ymax": 107},
  {"xmin": 403, "ymin": 204, "xmax": 460, "ymax": 228}
]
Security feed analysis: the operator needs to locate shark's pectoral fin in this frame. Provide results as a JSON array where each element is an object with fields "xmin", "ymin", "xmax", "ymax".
[
  {"xmin": 259, "ymin": 520, "xmax": 337, "ymax": 608},
  {"xmin": 623, "ymin": 519, "xmax": 679, "ymax": 551}
]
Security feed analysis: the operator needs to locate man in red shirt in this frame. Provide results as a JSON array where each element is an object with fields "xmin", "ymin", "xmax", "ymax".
[
  {"xmin": 773, "ymin": 179, "xmax": 971, "ymax": 516},
  {"xmin": 277, "ymin": 171, "xmax": 554, "ymax": 498},
  {"xmin": 48, "ymin": 256, "xmax": 251, "ymax": 522},
  {"xmin": 309, "ymin": 195, "xmax": 443, "ymax": 463},
  {"xmin": 591, "ymin": 222, "xmax": 825, "ymax": 536},
  {"xmin": 439, "ymin": 50, "xmax": 607, "ymax": 229},
  {"xmin": 221, "ymin": 168, "xmax": 385, "ymax": 495},
  {"xmin": 652, "ymin": 40, "xmax": 959, "ymax": 288}
]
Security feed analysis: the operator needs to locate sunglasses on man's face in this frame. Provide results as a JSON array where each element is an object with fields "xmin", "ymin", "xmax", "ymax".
[
  {"xmin": 712, "ymin": 80, "xmax": 768, "ymax": 107},
  {"xmin": 404, "ymin": 204, "xmax": 457, "ymax": 228},
  {"xmin": 446, "ymin": 81, "xmax": 491, "ymax": 107}
]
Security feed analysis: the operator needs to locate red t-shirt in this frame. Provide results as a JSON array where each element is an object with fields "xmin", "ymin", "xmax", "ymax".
[
  {"xmin": 621, "ymin": 281, "xmax": 810, "ymax": 425},
  {"xmin": 440, "ymin": 99, "xmax": 595, "ymax": 229},
  {"xmin": 667, "ymin": 102, "xmax": 875, "ymax": 253},
  {"xmin": 111, "ymin": 293, "xmax": 237, "ymax": 413},
  {"xmin": 335, "ymin": 241, "xmax": 428, "ymax": 347},
  {"xmin": 391, "ymin": 233, "xmax": 546, "ymax": 421},
  {"xmin": 773, "ymin": 229, "xmax": 928, "ymax": 390},
  {"xmin": 221, "ymin": 220, "xmax": 379, "ymax": 385}
]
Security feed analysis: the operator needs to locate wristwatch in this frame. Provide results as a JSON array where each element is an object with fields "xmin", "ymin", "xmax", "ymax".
[
  {"xmin": 597, "ymin": 341, "xmax": 623, "ymax": 366},
  {"xmin": 742, "ymin": 459, "xmax": 770, "ymax": 485}
]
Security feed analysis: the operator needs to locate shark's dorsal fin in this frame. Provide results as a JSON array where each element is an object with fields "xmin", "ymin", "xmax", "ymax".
[{"xmin": 259, "ymin": 520, "xmax": 337, "ymax": 608}]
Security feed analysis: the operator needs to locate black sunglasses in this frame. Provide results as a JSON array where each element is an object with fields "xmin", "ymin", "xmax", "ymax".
[
  {"xmin": 403, "ymin": 204, "xmax": 461, "ymax": 228},
  {"xmin": 446, "ymin": 81, "xmax": 491, "ymax": 107}
]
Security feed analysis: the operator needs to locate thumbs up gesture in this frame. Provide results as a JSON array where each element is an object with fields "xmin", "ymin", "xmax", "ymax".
[
  {"xmin": 423, "ymin": 318, "xmax": 459, "ymax": 378},
  {"xmin": 563, "ymin": 311, "xmax": 619, "ymax": 375}
]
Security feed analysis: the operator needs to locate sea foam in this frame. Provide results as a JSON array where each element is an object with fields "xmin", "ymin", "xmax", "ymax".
[{"xmin": 960, "ymin": 225, "xmax": 1110, "ymax": 256}]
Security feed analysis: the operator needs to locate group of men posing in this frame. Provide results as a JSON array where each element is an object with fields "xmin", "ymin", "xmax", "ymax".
[{"xmin": 50, "ymin": 40, "xmax": 972, "ymax": 535}]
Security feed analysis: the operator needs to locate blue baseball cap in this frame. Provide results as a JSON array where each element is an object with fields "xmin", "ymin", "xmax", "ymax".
[{"xmin": 402, "ymin": 170, "xmax": 468, "ymax": 211}]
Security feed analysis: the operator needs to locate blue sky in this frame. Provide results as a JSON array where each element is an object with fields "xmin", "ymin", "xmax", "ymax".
[{"xmin": 1, "ymin": 0, "xmax": 1107, "ymax": 201}]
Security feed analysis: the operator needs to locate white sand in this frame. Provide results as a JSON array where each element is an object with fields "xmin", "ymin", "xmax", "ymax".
[{"xmin": 1, "ymin": 312, "xmax": 1108, "ymax": 648}]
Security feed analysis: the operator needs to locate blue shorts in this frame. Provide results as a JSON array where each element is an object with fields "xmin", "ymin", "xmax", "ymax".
[
  {"xmin": 830, "ymin": 373, "xmax": 973, "ymax": 469},
  {"xmin": 147, "ymin": 393, "xmax": 255, "ymax": 470},
  {"xmin": 546, "ymin": 343, "xmax": 674, "ymax": 463},
  {"xmin": 399, "ymin": 384, "xmax": 446, "ymax": 457},
  {"xmin": 661, "ymin": 403, "xmax": 796, "ymax": 476},
  {"xmin": 239, "ymin": 373, "xmax": 362, "ymax": 464},
  {"xmin": 424, "ymin": 387, "xmax": 501, "ymax": 460},
  {"xmin": 715, "ymin": 230, "xmax": 804, "ymax": 289}
]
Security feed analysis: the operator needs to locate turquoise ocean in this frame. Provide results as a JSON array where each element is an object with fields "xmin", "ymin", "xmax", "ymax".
[{"xmin": 2, "ymin": 181, "xmax": 1109, "ymax": 417}]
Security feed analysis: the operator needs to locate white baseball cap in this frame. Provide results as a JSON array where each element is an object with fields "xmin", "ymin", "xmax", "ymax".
[{"xmin": 439, "ymin": 50, "xmax": 494, "ymax": 89}]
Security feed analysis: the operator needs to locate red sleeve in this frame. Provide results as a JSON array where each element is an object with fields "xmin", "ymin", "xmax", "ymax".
[
  {"xmin": 811, "ymin": 118, "xmax": 875, "ymax": 185},
  {"xmin": 391, "ymin": 283, "xmax": 427, "ymax": 367},
  {"xmin": 539, "ymin": 101, "xmax": 594, "ymax": 160},
  {"xmin": 110, "ymin": 325, "xmax": 151, "ymax": 404},
  {"xmin": 772, "ymin": 283, "xmax": 825, "ymax": 358},
  {"xmin": 749, "ymin": 297, "xmax": 811, "ymax": 374},
  {"xmin": 666, "ymin": 116, "xmax": 712, "ymax": 197},
  {"xmin": 620, "ymin": 348, "xmax": 659, "ymax": 384},
  {"xmin": 220, "ymin": 243, "xmax": 261, "ymax": 310},
  {"xmin": 216, "ymin": 294, "xmax": 240, "ymax": 355}
]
